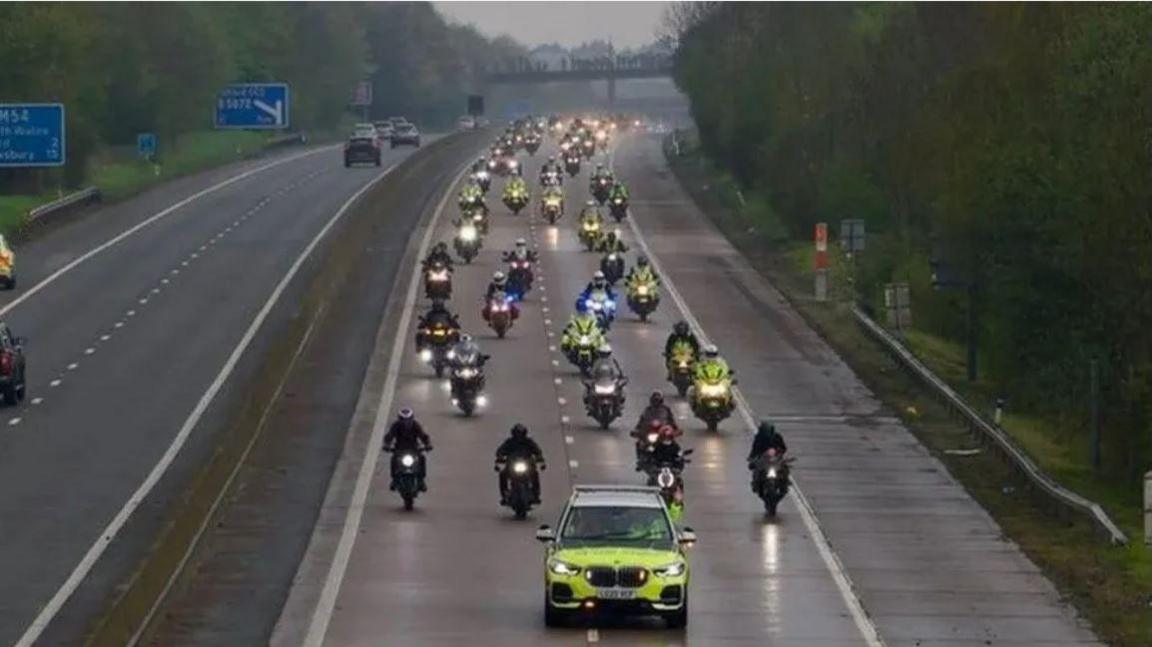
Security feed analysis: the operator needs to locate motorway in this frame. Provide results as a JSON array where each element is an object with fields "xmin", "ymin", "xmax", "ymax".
[
  {"xmin": 281, "ymin": 133, "xmax": 1100, "ymax": 646},
  {"xmin": 0, "ymin": 139, "xmax": 439, "ymax": 645}
]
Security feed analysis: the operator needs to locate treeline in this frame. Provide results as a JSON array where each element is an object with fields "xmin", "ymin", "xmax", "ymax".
[
  {"xmin": 671, "ymin": 4, "xmax": 1152, "ymax": 478},
  {"xmin": 0, "ymin": 2, "xmax": 521, "ymax": 187}
]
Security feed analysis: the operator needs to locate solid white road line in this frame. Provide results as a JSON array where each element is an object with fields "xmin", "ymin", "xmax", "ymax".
[
  {"xmin": 301, "ymin": 158, "xmax": 474, "ymax": 647},
  {"xmin": 0, "ymin": 145, "xmax": 336, "ymax": 320},
  {"xmin": 14, "ymin": 155, "xmax": 392, "ymax": 647},
  {"xmin": 614, "ymin": 145, "xmax": 887, "ymax": 647}
]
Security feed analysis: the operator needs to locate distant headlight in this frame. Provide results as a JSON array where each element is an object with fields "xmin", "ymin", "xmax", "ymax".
[
  {"xmin": 594, "ymin": 383, "xmax": 616, "ymax": 395},
  {"xmin": 459, "ymin": 227, "xmax": 477, "ymax": 241},
  {"xmin": 699, "ymin": 383, "xmax": 727, "ymax": 397},
  {"xmin": 513, "ymin": 461, "xmax": 529, "ymax": 474},
  {"xmin": 767, "ymin": 467, "xmax": 778, "ymax": 478},
  {"xmin": 400, "ymin": 454, "xmax": 416, "ymax": 468}
]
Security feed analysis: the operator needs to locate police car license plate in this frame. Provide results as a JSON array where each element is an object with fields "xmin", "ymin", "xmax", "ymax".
[{"xmin": 597, "ymin": 589, "xmax": 635, "ymax": 600}]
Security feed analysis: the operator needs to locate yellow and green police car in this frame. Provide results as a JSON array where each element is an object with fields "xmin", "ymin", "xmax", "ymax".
[{"xmin": 535, "ymin": 485, "xmax": 696, "ymax": 628}]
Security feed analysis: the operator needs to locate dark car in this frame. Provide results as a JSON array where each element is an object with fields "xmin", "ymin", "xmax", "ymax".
[
  {"xmin": 392, "ymin": 124, "xmax": 421, "ymax": 148},
  {"xmin": 0, "ymin": 323, "xmax": 27, "ymax": 405},
  {"xmin": 344, "ymin": 131, "xmax": 381, "ymax": 167}
]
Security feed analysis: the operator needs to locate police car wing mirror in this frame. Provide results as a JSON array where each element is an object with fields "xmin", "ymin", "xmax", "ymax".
[
  {"xmin": 681, "ymin": 448, "xmax": 694, "ymax": 456},
  {"xmin": 535, "ymin": 525, "xmax": 556, "ymax": 543},
  {"xmin": 678, "ymin": 528, "xmax": 697, "ymax": 546}
]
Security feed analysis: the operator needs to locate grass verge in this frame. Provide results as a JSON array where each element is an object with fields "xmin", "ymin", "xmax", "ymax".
[{"xmin": 664, "ymin": 140, "xmax": 1149, "ymax": 646}]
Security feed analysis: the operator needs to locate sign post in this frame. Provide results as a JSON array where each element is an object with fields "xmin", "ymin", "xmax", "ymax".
[
  {"xmin": 814, "ymin": 222, "xmax": 829, "ymax": 302},
  {"xmin": 215, "ymin": 83, "xmax": 290, "ymax": 130},
  {"xmin": 0, "ymin": 103, "xmax": 66, "ymax": 168},
  {"xmin": 351, "ymin": 81, "xmax": 373, "ymax": 121},
  {"xmin": 884, "ymin": 282, "xmax": 912, "ymax": 333},
  {"xmin": 136, "ymin": 133, "xmax": 157, "ymax": 160}
]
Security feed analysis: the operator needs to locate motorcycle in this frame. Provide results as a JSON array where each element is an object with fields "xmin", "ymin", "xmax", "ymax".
[
  {"xmin": 449, "ymin": 356, "xmax": 488, "ymax": 416},
  {"xmin": 524, "ymin": 135, "xmax": 541, "ymax": 156},
  {"xmin": 609, "ymin": 195, "xmax": 629, "ymax": 222},
  {"xmin": 583, "ymin": 375, "xmax": 626, "ymax": 429},
  {"xmin": 417, "ymin": 321, "xmax": 459, "ymax": 378},
  {"xmin": 581, "ymin": 138, "xmax": 596, "ymax": 159},
  {"xmin": 459, "ymin": 190, "xmax": 486, "ymax": 214},
  {"xmin": 579, "ymin": 289, "xmax": 617, "ymax": 331},
  {"xmin": 626, "ymin": 277, "xmax": 660, "ymax": 322},
  {"xmin": 484, "ymin": 290, "xmax": 518, "ymax": 338},
  {"xmin": 751, "ymin": 448, "xmax": 794, "ymax": 516},
  {"xmin": 498, "ymin": 456, "xmax": 541, "ymax": 520},
  {"xmin": 454, "ymin": 220, "xmax": 482, "ymax": 264},
  {"xmin": 503, "ymin": 184, "xmax": 529, "ymax": 215},
  {"xmin": 665, "ymin": 341, "xmax": 696, "ymax": 397},
  {"xmin": 564, "ymin": 331, "xmax": 601, "ymax": 376},
  {"xmin": 600, "ymin": 251, "xmax": 625, "ymax": 285},
  {"xmin": 591, "ymin": 176, "xmax": 613, "ymax": 205},
  {"xmin": 689, "ymin": 374, "xmax": 735, "ymax": 431},
  {"xmin": 578, "ymin": 218, "xmax": 603, "ymax": 252},
  {"xmin": 540, "ymin": 169, "xmax": 563, "ymax": 188},
  {"xmin": 472, "ymin": 169, "xmax": 492, "ymax": 194},
  {"xmin": 423, "ymin": 261, "xmax": 453, "ymax": 301},
  {"xmin": 506, "ymin": 258, "xmax": 534, "ymax": 301},
  {"xmin": 646, "ymin": 449, "xmax": 693, "ymax": 523},
  {"xmin": 465, "ymin": 205, "xmax": 490, "ymax": 235},
  {"xmin": 386, "ymin": 446, "xmax": 430, "ymax": 511},
  {"xmin": 564, "ymin": 155, "xmax": 581, "ymax": 177},
  {"xmin": 540, "ymin": 192, "xmax": 564, "ymax": 225}
]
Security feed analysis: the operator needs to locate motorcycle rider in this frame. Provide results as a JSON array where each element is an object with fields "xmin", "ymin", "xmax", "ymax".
[
  {"xmin": 560, "ymin": 311, "xmax": 604, "ymax": 354},
  {"xmin": 596, "ymin": 228, "xmax": 629, "ymax": 255},
  {"xmin": 416, "ymin": 298, "xmax": 460, "ymax": 349},
  {"xmin": 495, "ymin": 423, "xmax": 546, "ymax": 504},
  {"xmin": 450, "ymin": 333, "xmax": 489, "ymax": 370},
  {"xmin": 625, "ymin": 255, "xmax": 658, "ymax": 287},
  {"xmin": 579, "ymin": 200, "xmax": 605, "ymax": 227},
  {"xmin": 502, "ymin": 238, "xmax": 538, "ymax": 264},
  {"xmin": 694, "ymin": 344, "xmax": 733, "ymax": 381},
  {"xmin": 747, "ymin": 420, "xmax": 789, "ymax": 493},
  {"xmin": 650, "ymin": 425, "xmax": 685, "ymax": 470},
  {"xmin": 422, "ymin": 241, "xmax": 455, "ymax": 272},
  {"xmin": 472, "ymin": 156, "xmax": 487, "ymax": 173},
  {"xmin": 591, "ymin": 163, "xmax": 615, "ymax": 184},
  {"xmin": 484, "ymin": 270, "xmax": 509, "ymax": 301},
  {"xmin": 584, "ymin": 345, "xmax": 627, "ymax": 398},
  {"xmin": 383, "ymin": 408, "xmax": 432, "ymax": 491},
  {"xmin": 635, "ymin": 391, "xmax": 677, "ymax": 433},
  {"xmin": 577, "ymin": 271, "xmax": 618, "ymax": 313},
  {"xmin": 458, "ymin": 179, "xmax": 485, "ymax": 210},
  {"xmin": 608, "ymin": 179, "xmax": 630, "ymax": 203},
  {"xmin": 664, "ymin": 321, "xmax": 701, "ymax": 359}
]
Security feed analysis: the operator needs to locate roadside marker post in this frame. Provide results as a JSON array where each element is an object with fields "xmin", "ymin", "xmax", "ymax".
[{"xmin": 814, "ymin": 222, "xmax": 828, "ymax": 302}]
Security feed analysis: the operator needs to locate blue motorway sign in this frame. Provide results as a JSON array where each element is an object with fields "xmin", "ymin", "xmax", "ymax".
[
  {"xmin": 0, "ymin": 103, "xmax": 65, "ymax": 168},
  {"xmin": 137, "ymin": 132, "xmax": 157, "ymax": 159},
  {"xmin": 215, "ymin": 83, "xmax": 290, "ymax": 130}
]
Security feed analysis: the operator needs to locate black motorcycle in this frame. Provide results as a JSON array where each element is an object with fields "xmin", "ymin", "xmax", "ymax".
[
  {"xmin": 449, "ymin": 356, "xmax": 487, "ymax": 416},
  {"xmin": 498, "ymin": 456, "xmax": 542, "ymax": 519},
  {"xmin": 600, "ymin": 251, "xmax": 625, "ymax": 285},
  {"xmin": 609, "ymin": 195, "xmax": 628, "ymax": 221},
  {"xmin": 583, "ymin": 375, "xmax": 626, "ymax": 429},
  {"xmin": 423, "ymin": 260, "xmax": 452, "ymax": 300},
  {"xmin": 564, "ymin": 155, "xmax": 581, "ymax": 177},
  {"xmin": 418, "ymin": 322, "xmax": 458, "ymax": 378},
  {"xmin": 386, "ymin": 446, "xmax": 431, "ymax": 511},
  {"xmin": 453, "ymin": 220, "xmax": 482, "ymax": 264},
  {"xmin": 751, "ymin": 449, "xmax": 794, "ymax": 516},
  {"xmin": 591, "ymin": 177, "xmax": 613, "ymax": 205}
]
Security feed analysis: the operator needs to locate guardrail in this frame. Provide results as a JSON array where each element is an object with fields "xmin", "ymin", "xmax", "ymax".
[
  {"xmin": 853, "ymin": 305, "xmax": 1128, "ymax": 546},
  {"xmin": 27, "ymin": 186, "xmax": 102, "ymax": 225}
]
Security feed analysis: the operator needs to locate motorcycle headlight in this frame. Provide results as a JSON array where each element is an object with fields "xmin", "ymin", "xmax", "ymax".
[
  {"xmin": 513, "ymin": 461, "xmax": 529, "ymax": 474},
  {"xmin": 653, "ymin": 561, "xmax": 685, "ymax": 578},
  {"xmin": 400, "ymin": 454, "xmax": 416, "ymax": 467},
  {"xmin": 605, "ymin": 299, "xmax": 616, "ymax": 309},
  {"xmin": 767, "ymin": 467, "xmax": 778, "ymax": 479},
  {"xmin": 613, "ymin": 198, "xmax": 622, "ymax": 204},
  {"xmin": 473, "ymin": 213, "xmax": 484, "ymax": 222},
  {"xmin": 594, "ymin": 383, "xmax": 616, "ymax": 395},
  {"xmin": 588, "ymin": 300, "xmax": 601, "ymax": 310},
  {"xmin": 549, "ymin": 560, "xmax": 581, "ymax": 576},
  {"xmin": 419, "ymin": 349, "xmax": 432, "ymax": 362},
  {"xmin": 700, "ymin": 383, "xmax": 727, "ymax": 397},
  {"xmin": 457, "ymin": 367, "xmax": 477, "ymax": 378},
  {"xmin": 637, "ymin": 285, "xmax": 648, "ymax": 295},
  {"xmin": 578, "ymin": 335, "xmax": 590, "ymax": 344},
  {"xmin": 446, "ymin": 349, "xmax": 456, "ymax": 360},
  {"xmin": 678, "ymin": 361, "xmax": 689, "ymax": 369},
  {"xmin": 477, "ymin": 171, "xmax": 489, "ymax": 180},
  {"xmin": 608, "ymin": 254, "xmax": 617, "ymax": 261},
  {"xmin": 646, "ymin": 433, "xmax": 659, "ymax": 443},
  {"xmin": 430, "ymin": 270, "xmax": 448, "ymax": 281},
  {"xmin": 459, "ymin": 227, "xmax": 477, "ymax": 241}
]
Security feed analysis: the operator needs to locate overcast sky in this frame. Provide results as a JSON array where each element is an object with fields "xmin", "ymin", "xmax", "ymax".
[{"xmin": 433, "ymin": 1, "xmax": 672, "ymax": 49}]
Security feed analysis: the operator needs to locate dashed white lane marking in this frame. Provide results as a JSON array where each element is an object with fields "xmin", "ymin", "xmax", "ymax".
[
  {"xmin": 546, "ymin": 331, "xmax": 554, "ymax": 338},
  {"xmin": 127, "ymin": 310, "xmax": 136, "ymax": 317},
  {"xmin": 557, "ymin": 397, "xmax": 566, "ymax": 406},
  {"xmin": 31, "ymin": 398, "xmax": 43, "ymax": 406},
  {"xmin": 161, "ymin": 279, "xmax": 170, "ymax": 285},
  {"xmin": 199, "ymin": 245, "xmax": 207, "ymax": 252},
  {"xmin": 170, "ymin": 269, "xmax": 179, "ymax": 275},
  {"xmin": 181, "ymin": 261, "xmax": 189, "ymax": 267},
  {"xmin": 9, "ymin": 418, "xmax": 21, "ymax": 426},
  {"xmin": 561, "ymin": 415, "xmax": 570, "ymax": 424},
  {"xmin": 587, "ymin": 628, "xmax": 600, "ymax": 643},
  {"xmin": 84, "ymin": 348, "xmax": 94, "ymax": 355},
  {"xmin": 151, "ymin": 287, "xmax": 160, "ymax": 294},
  {"xmin": 565, "ymin": 435, "xmax": 574, "ymax": 444},
  {"xmin": 541, "ymin": 306, "xmax": 549, "ymax": 313},
  {"xmin": 551, "ymin": 359, "xmax": 559, "ymax": 367},
  {"xmin": 568, "ymin": 459, "xmax": 579, "ymax": 469},
  {"xmin": 553, "ymin": 377, "xmax": 562, "ymax": 385},
  {"xmin": 67, "ymin": 363, "xmax": 78, "ymax": 371},
  {"xmin": 540, "ymin": 295, "xmax": 548, "ymax": 303},
  {"xmin": 544, "ymin": 318, "xmax": 552, "ymax": 325},
  {"xmin": 190, "ymin": 252, "xmax": 199, "ymax": 259},
  {"xmin": 138, "ymin": 298, "xmax": 148, "ymax": 305},
  {"xmin": 548, "ymin": 345, "xmax": 557, "ymax": 352},
  {"xmin": 49, "ymin": 380, "xmax": 61, "ymax": 388},
  {"xmin": 114, "ymin": 322, "xmax": 124, "ymax": 329},
  {"xmin": 100, "ymin": 335, "xmax": 110, "ymax": 341}
]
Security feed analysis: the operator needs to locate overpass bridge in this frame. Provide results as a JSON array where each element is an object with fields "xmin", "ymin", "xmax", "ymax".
[{"xmin": 484, "ymin": 64, "xmax": 674, "ymax": 107}]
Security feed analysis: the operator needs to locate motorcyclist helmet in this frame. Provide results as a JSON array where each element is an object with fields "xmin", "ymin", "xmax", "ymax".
[
  {"xmin": 637, "ymin": 256, "xmax": 649, "ymax": 267},
  {"xmin": 586, "ymin": 200, "xmax": 598, "ymax": 208},
  {"xmin": 758, "ymin": 420, "xmax": 777, "ymax": 436},
  {"xmin": 433, "ymin": 241, "xmax": 448, "ymax": 254},
  {"xmin": 596, "ymin": 164, "xmax": 604, "ymax": 171},
  {"xmin": 460, "ymin": 333, "xmax": 473, "ymax": 344},
  {"xmin": 703, "ymin": 345, "xmax": 719, "ymax": 359},
  {"xmin": 397, "ymin": 407, "xmax": 415, "ymax": 421},
  {"xmin": 548, "ymin": 156, "xmax": 556, "ymax": 163},
  {"xmin": 511, "ymin": 423, "xmax": 528, "ymax": 439},
  {"xmin": 515, "ymin": 238, "xmax": 527, "ymax": 248},
  {"xmin": 597, "ymin": 344, "xmax": 612, "ymax": 358},
  {"xmin": 673, "ymin": 321, "xmax": 690, "ymax": 336},
  {"xmin": 493, "ymin": 271, "xmax": 507, "ymax": 285},
  {"xmin": 649, "ymin": 391, "xmax": 664, "ymax": 406}
]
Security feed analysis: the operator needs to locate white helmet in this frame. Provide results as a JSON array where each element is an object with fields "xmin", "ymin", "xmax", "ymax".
[
  {"xmin": 515, "ymin": 238, "xmax": 527, "ymax": 248},
  {"xmin": 703, "ymin": 345, "xmax": 719, "ymax": 358},
  {"xmin": 493, "ymin": 271, "xmax": 506, "ymax": 283}
]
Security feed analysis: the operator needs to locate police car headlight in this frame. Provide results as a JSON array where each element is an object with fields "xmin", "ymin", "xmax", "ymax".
[{"xmin": 653, "ymin": 561, "xmax": 685, "ymax": 578}]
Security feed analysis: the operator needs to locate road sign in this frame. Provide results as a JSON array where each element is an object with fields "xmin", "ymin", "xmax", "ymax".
[
  {"xmin": 814, "ymin": 222, "xmax": 829, "ymax": 269},
  {"xmin": 468, "ymin": 95, "xmax": 484, "ymax": 117},
  {"xmin": 137, "ymin": 132, "xmax": 157, "ymax": 159},
  {"xmin": 351, "ymin": 81, "xmax": 373, "ymax": 107},
  {"xmin": 839, "ymin": 218, "xmax": 866, "ymax": 253},
  {"xmin": 215, "ymin": 83, "xmax": 290, "ymax": 130},
  {"xmin": 0, "ymin": 103, "xmax": 65, "ymax": 168}
]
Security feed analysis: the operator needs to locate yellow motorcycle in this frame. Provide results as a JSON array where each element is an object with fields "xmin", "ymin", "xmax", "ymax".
[
  {"xmin": 0, "ymin": 236, "xmax": 15, "ymax": 289},
  {"xmin": 578, "ymin": 216, "xmax": 603, "ymax": 252},
  {"xmin": 689, "ymin": 364, "xmax": 735, "ymax": 431},
  {"xmin": 665, "ymin": 341, "xmax": 696, "ymax": 397}
]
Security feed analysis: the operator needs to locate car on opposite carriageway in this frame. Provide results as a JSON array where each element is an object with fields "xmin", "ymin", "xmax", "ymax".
[{"xmin": 535, "ymin": 485, "xmax": 695, "ymax": 629}]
